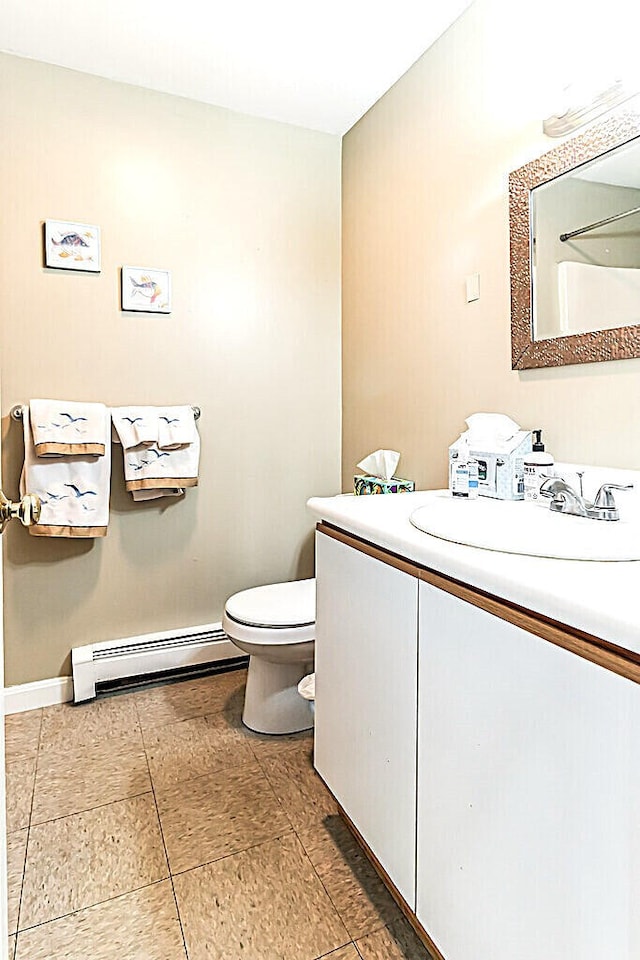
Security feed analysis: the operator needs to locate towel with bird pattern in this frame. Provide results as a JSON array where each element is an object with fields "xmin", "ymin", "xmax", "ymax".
[
  {"xmin": 111, "ymin": 405, "xmax": 200, "ymax": 500},
  {"xmin": 30, "ymin": 399, "xmax": 109, "ymax": 457},
  {"xmin": 110, "ymin": 405, "xmax": 197, "ymax": 450},
  {"xmin": 20, "ymin": 404, "xmax": 111, "ymax": 537}
]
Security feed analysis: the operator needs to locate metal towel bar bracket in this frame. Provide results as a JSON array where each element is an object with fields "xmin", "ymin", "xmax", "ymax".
[{"xmin": 10, "ymin": 404, "xmax": 201, "ymax": 421}]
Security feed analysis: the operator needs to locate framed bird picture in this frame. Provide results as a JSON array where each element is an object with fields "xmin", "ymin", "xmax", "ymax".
[
  {"xmin": 121, "ymin": 266, "xmax": 171, "ymax": 313},
  {"xmin": 44, "ymin": 220, "xmax": 101, "ymax": 272}
]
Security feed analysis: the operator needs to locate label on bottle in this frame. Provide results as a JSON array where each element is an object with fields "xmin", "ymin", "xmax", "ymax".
[
  {"xmin": 524, "ymin": 462, "xmax": 552, "ymax": 503},
  {"xmin": 467, "ymin": 460, "xmax": 479, "ymax": 499},
  {"xmin": 452, "ymin": 463, "xmax": 470, "ymax": 498}
]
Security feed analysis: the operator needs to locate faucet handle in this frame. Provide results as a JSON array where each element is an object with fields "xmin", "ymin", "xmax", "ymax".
[{"xmin": 593, "ymin": 483, "xmax": 634, "ymax": 509}]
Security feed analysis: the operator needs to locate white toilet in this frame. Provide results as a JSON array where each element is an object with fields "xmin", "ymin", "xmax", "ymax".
[{"xmin": 222, "ymin": 578, "xmax": 315, "ymax": 735}]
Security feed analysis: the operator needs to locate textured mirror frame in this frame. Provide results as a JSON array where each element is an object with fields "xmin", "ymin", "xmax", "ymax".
[{"xmin": 509, "ymin": 111, "xmax": 640, "ymax": 370}]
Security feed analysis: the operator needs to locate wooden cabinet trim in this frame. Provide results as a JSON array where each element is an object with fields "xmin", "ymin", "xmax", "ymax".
[
  {"xmin": 337, "ymin": 801, "xmax": 445, "ymax": 960},
  {"xmin": 316, "ymin": 521, "xmax": 640, "ymax": 686},
  {"xmin": 317, "ymin": 522, "xmax": 422, "ymax": 577}
]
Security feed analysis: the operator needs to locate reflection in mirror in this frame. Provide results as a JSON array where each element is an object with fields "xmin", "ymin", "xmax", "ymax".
[
  {"xmin": 533, "ymin": 139, "xmax": 640, "ymax": 340},
  {"xmin": 509, "ymin": 110, "xmax": 640, "ymax": 369}
]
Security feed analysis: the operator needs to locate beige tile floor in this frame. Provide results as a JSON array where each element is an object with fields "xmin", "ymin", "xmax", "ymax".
[{"xmin": 4, "ymin": 667, "xmax": 434, "ymax": 960}]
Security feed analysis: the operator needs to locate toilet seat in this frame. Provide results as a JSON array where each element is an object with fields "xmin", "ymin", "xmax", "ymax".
[
  {"xmin": 224, "ymin": 578, "xmax": 315, "ymax": 630},
  {"xmin": 222, "ymin": 614, "xmax": 314, "ymax": 646}
]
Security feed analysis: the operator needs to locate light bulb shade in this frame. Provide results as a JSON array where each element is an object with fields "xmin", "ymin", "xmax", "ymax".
[{"xmin": 543, "ymin": 80, "xmax": 638, "ymax": 137}]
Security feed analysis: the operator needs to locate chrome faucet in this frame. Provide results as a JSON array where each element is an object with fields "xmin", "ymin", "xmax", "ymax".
[{"xmin": 539, "ymin": 477, "xmax": 634, "ymax": 521}]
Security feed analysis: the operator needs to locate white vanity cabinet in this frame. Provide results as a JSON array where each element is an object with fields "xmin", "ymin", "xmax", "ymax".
[
  {"xmin": 417, "ymin": 581, "xmax": 639, "ymax": 960},
  {"xmin": 314, "ymin": 529, "xmax": 419, "ymax": 907},
  {"xmin": 313, "ymin": 521, "xmax": 640, "ymax": 960}
]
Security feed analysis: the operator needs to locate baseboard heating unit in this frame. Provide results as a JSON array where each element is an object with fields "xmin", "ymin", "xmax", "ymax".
[{"xmin": 72, "ymin": 623, "xmax": 243, "ymax": 702}]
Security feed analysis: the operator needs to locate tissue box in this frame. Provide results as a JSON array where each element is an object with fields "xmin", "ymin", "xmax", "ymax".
[{"xmin": 354, "ymin": 475, "xmax": 415, "ymax": 495}]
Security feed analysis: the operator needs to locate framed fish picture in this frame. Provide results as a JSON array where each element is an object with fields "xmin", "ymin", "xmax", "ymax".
[
  {"xmin": 121, "ymin": 266, "xmax": 172, "ymax": 314},
  {"xmin": 44, "ymin": 220, "xmax": 101, "ymax": 272}
]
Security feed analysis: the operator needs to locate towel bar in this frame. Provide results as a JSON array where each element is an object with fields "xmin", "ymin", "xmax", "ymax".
[{"xmin": 10, "ymin": 404, "xmax": 201, "ymax": 421}]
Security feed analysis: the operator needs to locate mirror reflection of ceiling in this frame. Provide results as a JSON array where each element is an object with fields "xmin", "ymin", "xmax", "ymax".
[
  {"xmin": 573, "ymin": 141, "xmax": 640, "ymax": 189},
  {"xmin": 532, "ymin": 136, "xmax": 640, "ymax": 341}
]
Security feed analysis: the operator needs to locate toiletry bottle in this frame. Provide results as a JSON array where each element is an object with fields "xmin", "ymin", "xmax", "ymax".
[
  {"xmin": 524, "ymin": 429, "xmax": 554, "ymax": 504},
  {"xmin": 467, "ymin": 445, "xmax": 479, "ymax": 499},
  {"xmin": 451, "ymin": 440, "xmax": 479, "ymax": 499}
]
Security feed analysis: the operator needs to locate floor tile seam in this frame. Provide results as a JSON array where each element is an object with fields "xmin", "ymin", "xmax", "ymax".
[
  {"xmin": 167, "ymin": 828, "xmax": 298, "ymax": 880},
  {"xmin": 254, "ymin": 753, "xmax": 329, "ymax": 837},
  {"xmin": 10, "ymin": 830, "xmax": 29, "ymax": 940},
  {"xmin": 14, "ymin": 876, "xmax": 171, "ymax": 936},
  {"xmin": 289, "ymin": 822, "xmax": 354, "ymax": 947},
  {"xmin": 314, "ymin": 944, "xmax": 360, "ymax": 960},
  {"xmin": 130, "ymin": 689, "xmax": 151, "ymax": 742},
  {"xmin": 149, "ymin": 749, "xmax": 269, "ymax": 801},
  {"xmin": 143, "ymin": 729, "xmax": 258, "ymax": 786},
  {"xmin": 250, "ymin": 749, "xmax": 296, "ymax": 819},
  {"xmin": 132, "ymin": 682, "xmax": 238, "ymax": 734},
  {"xmin": 15, "ymin": 714, "xmax": 44, "ymax": 935},
  {"xmin": 28, "ymin": 787, "xmax": 156, "ymax": 827},
  {"xmin": 5, "ymin": 708, "xmax": 44, "ymax": 756},
  {"xmin": 147, "ymin": 756, "xmax": 257, "ymax": 795},
  {"xmin": 140, "ymin": 730, "xmax": 190, "ymax": 959},
  {"xmin": 33, "ymin": 734, "xmax": 144, "ymax": 776},
  {"xmin": 138, "ymin": 704, "xmax": 245, "ymax": 740}
]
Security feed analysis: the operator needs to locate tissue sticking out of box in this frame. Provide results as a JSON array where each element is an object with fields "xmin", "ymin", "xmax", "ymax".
[
  {"xmin": 465, "ymin": 413, "xmax": 520, "ymax": 446},
  {"xmin": 354, "ymin": 450, "xmax": 415, "ymax": 495},
  {"xmin": 357, "ymin": 449, "xmax": 400, "ymax": 482}
]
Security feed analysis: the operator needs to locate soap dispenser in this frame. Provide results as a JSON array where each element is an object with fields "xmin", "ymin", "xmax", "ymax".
[{"xmin": 524, "ymin": 429, "xmax": 554, "ymax": 504}]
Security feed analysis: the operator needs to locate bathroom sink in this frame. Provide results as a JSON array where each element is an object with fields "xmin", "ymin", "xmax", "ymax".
[{"xmin": 409, "ymin": 491, "xmax": 640, "ymax": 561}]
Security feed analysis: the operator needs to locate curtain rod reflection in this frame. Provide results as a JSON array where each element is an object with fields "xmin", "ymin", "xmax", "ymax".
[{"xmin": 560, "ymin": 204, "xmax": 640, "ymax": 242}]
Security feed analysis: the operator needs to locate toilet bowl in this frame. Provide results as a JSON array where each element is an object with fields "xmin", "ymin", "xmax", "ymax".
[{"xmin": 222, "ymin": 578, "xmax": 315, "ymax": 735}]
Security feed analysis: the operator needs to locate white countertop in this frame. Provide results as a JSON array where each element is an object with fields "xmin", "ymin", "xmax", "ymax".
[{"xmin": 307, "ymin": 490, "xmax": 640, "ymax": 657}]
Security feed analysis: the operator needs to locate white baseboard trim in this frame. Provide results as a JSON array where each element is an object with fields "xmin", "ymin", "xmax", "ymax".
[{"xmin": 4, "ymin": 676, "xmax": 74, "ymax": 715}]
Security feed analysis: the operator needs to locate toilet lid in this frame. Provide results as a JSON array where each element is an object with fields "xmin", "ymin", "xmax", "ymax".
[{"xmin": 225, "ymin": 578, "xmax": 316, "ymax": 629}]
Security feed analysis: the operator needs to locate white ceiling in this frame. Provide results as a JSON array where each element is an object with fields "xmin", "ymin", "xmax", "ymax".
[{"xmin": 0, "ymin": 0, "xmax": 471, "ymax": 135}]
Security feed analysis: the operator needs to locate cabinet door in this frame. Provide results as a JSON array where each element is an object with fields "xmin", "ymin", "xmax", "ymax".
[
  {"xmin": 417, "ymin": 581, "xmax": 639, "ymax": 960},
  {"xmin": 315, "ymin": 532, "xmax": 418, "ymax": 907}
]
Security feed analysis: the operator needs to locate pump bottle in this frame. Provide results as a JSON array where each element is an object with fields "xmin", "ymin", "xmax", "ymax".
[{"xmin": 524, "ymin": 429, "xmax": 554, "ymax": 504}]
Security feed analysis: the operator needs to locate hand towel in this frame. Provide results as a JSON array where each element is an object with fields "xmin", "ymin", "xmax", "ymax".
[
  {"xmin": 111, "ymin": 405, "xmax": 197, "ymax": 450},
  {"xmin": 112, "ymin": 406, "xmax": 200, "ymax": 500},
  {"xmin": 123, "ymin": 435, "xmax": 200, "ymax": 500},
  {"xmin": 110, "ymin": 406, "xmax": 159, "ymax": 449},
  {"xmin": 157, "ymin": 406, "xmax": 198, "ymax": 449},
  {"xmin": 30, "ymin": 399, "xmax": 108, "ymax": 457},
  {"xmin": 20, "ymin": 405, "xmax": 111, "ymax": 537}
]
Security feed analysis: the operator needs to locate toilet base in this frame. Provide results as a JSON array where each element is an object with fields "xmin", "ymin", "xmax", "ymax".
[{"xmin": 242, "ymin": 656, "xmax": 314, "ymax": 735}]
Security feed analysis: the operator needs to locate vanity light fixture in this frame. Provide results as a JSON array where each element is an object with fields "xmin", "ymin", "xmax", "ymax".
[{"xmin": 543, "ymin": 78, "xmax": 639, "ymax": 137}]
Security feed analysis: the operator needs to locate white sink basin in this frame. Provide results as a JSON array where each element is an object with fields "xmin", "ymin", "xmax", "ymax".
[{"xmin": 410, "ymin": 491, "xmax": 640, "ymax": 561}]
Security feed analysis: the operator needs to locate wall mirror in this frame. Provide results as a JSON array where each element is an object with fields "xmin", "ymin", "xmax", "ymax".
[{"xmin": 509, "ymin": 110, "xmax": 640, "ymax": 369}]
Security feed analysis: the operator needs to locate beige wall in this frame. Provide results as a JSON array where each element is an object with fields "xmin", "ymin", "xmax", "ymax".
[
  {"xmin": 0, "ymin": 54, "xmax": 341, "ymax": 685},
  {"xmin": 342, "ymin": 0, "xmax": 640, "ymax": 492}
]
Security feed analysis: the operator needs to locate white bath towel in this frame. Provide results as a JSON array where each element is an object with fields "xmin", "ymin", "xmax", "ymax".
[
  {"xmin": 20, "ymin": 405, "xmax": 111, "ymax": 537},
  {"xmin": 30, "ymin": 399, "xmax": 108, "ymax": 457},
  {"xmin": 112, "ymin": 406, "xmax": 200, "ymax": 500}
]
